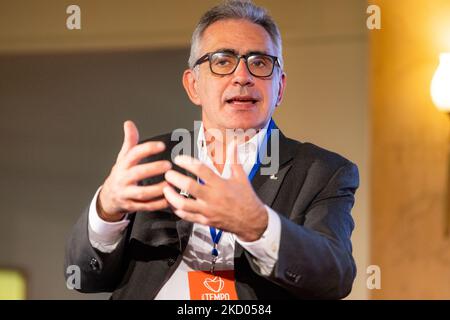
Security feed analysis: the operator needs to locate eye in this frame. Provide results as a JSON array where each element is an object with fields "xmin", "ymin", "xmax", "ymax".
[
  {"xmin": 211, "ymin": 54, "xmax": 235, "ymax": 67},
  {"xmin": 216, "ymin": 59, "xmax": 230, "ymax": 66},
  {"xmin": 250, "ymin": 56, "xmax": 270, "ymax": 68}
]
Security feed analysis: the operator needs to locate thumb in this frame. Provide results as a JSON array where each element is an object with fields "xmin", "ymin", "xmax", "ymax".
[{"xmin": 117, "ymin": 120, "xmax": 139, "ymax": 162}]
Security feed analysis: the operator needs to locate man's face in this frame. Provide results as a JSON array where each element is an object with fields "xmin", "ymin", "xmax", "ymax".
[{"xmin": 183, "ymin": 19, "xmax": 286, "ymax": 132}]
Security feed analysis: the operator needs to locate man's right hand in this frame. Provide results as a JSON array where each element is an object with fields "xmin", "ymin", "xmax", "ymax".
[{"xmin": 97, "ymin": 120, "xmax": 172, "ymax": 222}]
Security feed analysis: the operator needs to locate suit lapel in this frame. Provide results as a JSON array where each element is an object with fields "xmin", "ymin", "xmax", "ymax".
[
  {"xmin": 235, "ymin": 126, "xmax": 299, "ymax": 259},
  {"xmin": 176, "ymin": 219, "xmax": 193, "ymax": 253},
  {"xmin": 253, "ymin": 164, "xmax": 292, "ymax": 206},
  {"xmin": 173, "ymin": 124, "xmax": 300, "ymax": 256},
  {"xmin": 175, "ymin": 130, "xmax": 198, "ymax": 252},
  {"xmin": 251, "ymin": 123, "xmax": 297, "ymax": 205},
  {"xmin": 176, "ymin": 169, "xmax": 197, "ymax": 252}
]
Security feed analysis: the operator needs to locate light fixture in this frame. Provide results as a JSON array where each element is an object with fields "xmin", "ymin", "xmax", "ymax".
[
  {"xmin": 431, "ymin": 53, "xmax": 450, "ymax": 111},
  {"xmin": 431, "ymin": 52, "xmax": 450, "ymax": 236}
]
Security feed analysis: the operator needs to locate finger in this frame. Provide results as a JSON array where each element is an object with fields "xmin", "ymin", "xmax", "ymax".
[
  {"xmin": 122, "ymin": 181, "xmax": 169, "ymax": 201},
  {"xmin": 117, "ymin": 120, "xmax": 139, "ymax": 162},
  {"xmin": 228, "ymin": 137, "xmax": 240, "ymax": 166},
  {"xmin": 173, "ymin": 155, "xmax": 217, "ymax": 185},
  {"xmin": 231, "ymin": 160, "xmax": 247, "ymax": 180},
  {"xmin": 173, "ymin": 208, "xmax": 209, "ymax": 225},
  {"xmin": 126, "ymin": 160, "xmax": 172, "ymax": 183},
  {"xmin": 121, "ymin": 141, "xmax": 166, "ymax": 168},
  {"xmin": 163, "ymin": 185, "xmax": 206, "ymax": 213},
  {"xmin": 126, "ymin": 197, "xmax": 169, "ymax": 212},
  {"xmin": 226, "ymin": 138, "xmax": 246, "ymax": 180},
  {"xmin": 164, "ymin": 169, "xmax": 205, "ymax": 199},
  {"xmin": 230, "ymin": 144, "xmax": 247, "ymax": 180}
]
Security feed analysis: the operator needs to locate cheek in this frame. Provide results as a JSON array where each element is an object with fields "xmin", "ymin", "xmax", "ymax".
[
  {"xmin": 261, "ymin": 83, "xmax": 278, "ymax": 104},
  {"xmin": 200, "ymin": 80, "xmax": 225, "ymax": 104}
]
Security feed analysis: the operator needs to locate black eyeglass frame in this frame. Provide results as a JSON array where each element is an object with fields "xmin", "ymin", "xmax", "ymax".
[{"xmin": 193, "ymin": 51, "xmax": 281, "ymax": 78}]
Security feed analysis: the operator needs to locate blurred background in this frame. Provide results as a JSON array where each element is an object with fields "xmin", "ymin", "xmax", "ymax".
[{"xmin": 0, "ymin": 0, "xmax": 448, "ymax": 299}]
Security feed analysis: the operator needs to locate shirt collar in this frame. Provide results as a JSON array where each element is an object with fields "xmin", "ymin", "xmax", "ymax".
[{"xmin": 196, "ymin": 119, "xmax": 271, "ymax": 177}]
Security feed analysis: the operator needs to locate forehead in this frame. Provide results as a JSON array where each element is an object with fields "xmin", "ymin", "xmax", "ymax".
[{"xmin": 199, "ymin": 19, "xmax": 276, "ymax": 56}]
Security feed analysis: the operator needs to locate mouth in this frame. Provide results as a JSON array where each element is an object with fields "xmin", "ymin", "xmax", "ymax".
[{"xmin": 225, "ymin": 96, "xmax": 259, "ymax": 106}]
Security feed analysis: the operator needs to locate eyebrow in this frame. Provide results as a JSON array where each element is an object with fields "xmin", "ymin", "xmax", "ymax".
[{"xmin": 214, "ymin": 48, "xmax": 269, "ymax": 56}]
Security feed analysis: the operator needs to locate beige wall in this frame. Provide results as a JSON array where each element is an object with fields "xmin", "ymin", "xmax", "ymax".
[
  {"xmin": 271, "ymin": 1, "xmax": 369, "ymax": 300},
  {"xmin": 370, "ymin": 0, "xmax": 450, "ymax": 299},
  {"xmin": 0, "ymin": 0, "xmax": 369, "ymax": 299},
  {"xmin": 0, "ymin": 49, "xmax": 199, "ymax": 299}
]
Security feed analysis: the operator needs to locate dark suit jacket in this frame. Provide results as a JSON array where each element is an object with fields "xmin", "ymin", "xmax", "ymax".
[{"xmin": 65, "ymin": 125, "xmax": 359, "ymax": 299}]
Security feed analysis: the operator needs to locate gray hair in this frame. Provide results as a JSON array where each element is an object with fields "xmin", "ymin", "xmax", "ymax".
[{"xmin": 188, "ymin": 0, "xmax": 283, "ymax": 69}]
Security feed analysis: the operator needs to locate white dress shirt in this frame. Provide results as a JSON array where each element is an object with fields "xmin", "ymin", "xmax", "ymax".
[{"xmin": 87, "ymin": 121, "xmax": 282, "ymax": 299}]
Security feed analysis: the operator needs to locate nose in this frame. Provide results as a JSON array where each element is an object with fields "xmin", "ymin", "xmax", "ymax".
[{"xmin": 232, "ymin": 58, "xmax": 254, "ymax": 87}]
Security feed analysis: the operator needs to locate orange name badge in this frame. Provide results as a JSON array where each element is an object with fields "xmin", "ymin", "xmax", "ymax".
[{"xmin": 188, "ymin": 270, "xmax": 238, "ymax": 300}]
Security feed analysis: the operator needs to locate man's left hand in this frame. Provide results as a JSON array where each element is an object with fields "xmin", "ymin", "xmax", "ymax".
[{"xmin": 163, "ymin": 154, "xmax": 268, "ymax": 242}]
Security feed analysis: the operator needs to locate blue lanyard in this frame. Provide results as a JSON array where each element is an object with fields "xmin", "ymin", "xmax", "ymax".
[{"xmin": 204, "ymin": 119, "xmax": 275, "ymax": 258}]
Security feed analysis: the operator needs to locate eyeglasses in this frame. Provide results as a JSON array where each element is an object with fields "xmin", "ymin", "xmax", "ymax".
[{"xmin": 193, "ymin": 50, "xmax": 280, "ymax": 78}]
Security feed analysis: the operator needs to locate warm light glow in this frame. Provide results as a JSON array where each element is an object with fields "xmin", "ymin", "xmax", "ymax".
[
  {"xmin": 431, "ymin": 53, "xmax": 450, "ymax": 111},
  {"xmin": 0, "ymin": 269, "xmax": 26, "ymax": 300}
]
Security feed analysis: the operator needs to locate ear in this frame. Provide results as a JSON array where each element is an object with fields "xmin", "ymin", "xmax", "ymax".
[
  {"xmin": 182, "ymin": 69, "xmax": 201, "ymax": 106},
  {"xmin": 275, "ymin": 72, "xmax": 287, "ymax": 107}
]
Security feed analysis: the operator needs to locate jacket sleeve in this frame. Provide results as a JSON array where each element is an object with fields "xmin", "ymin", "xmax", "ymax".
[
  {"xmin": 64, "ymin": 206, "xmax": 131, "ymax": 293},
  {"xmin": 246, "ymin": 161, "xmax": 359, "ymax": 299}
]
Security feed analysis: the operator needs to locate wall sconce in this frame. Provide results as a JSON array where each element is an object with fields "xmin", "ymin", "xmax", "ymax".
[
  {"xmin": 431, "ymin": 53, "xmax": 450, "ymax": 110},
  {"xmin": 431, "ymin": 52, "xmax": 450, "ymax": 236}
]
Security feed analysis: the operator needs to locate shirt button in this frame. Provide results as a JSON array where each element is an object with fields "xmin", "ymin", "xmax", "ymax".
[
  {"xmin": 285, "ymin": 270, "xmax": 301, "ymax": 283},
  {"xmin": 271, "ymin": 242, "xmax": 278, "ymax": 253},
  {"xmin": 167, "ymin": 257, "xmax": 176, "ymax": 266},
  {"xmin": 89, "ymin": 257, "xmax": 99, "ymax": 271}
]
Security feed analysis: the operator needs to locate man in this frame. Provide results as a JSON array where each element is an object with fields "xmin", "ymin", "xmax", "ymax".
[{"xmin": 65, "ymin": 0, "xmax": 359, "ymax": 299}]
